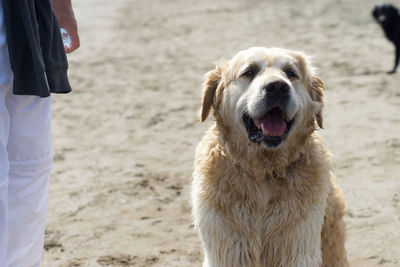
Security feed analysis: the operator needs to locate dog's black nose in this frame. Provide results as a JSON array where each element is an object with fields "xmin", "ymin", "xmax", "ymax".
[{"xmin": 263, "ymin": 81, "xmax": 289, "ymax": 93}]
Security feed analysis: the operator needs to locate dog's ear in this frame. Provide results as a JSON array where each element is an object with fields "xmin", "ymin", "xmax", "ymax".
[
  {"xmin": 291, "ymin": 51, "xmax": 325, "ymax": 128},
  {"xmin": 200, "ymin": 64, "xmax": 224, "ymax": 122},
  {"xmin": 310, "ymin": 76, "xmax": 325, "ymax": 128}
]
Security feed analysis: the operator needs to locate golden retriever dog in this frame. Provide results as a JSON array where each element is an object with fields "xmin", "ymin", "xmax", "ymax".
[{"xmin": 192, "ymin": 47, "xmax": 349, "ymax": 267}]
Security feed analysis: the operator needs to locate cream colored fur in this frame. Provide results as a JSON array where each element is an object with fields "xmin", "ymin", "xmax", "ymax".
[{"xmin": 192, "ymin": 47, "xmax": 349, "ymax": 267}]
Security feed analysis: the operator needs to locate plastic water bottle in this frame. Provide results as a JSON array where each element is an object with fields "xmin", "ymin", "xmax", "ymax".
[{"xmin": 60, "ymin": 28, "xmax": 71, "ymax": 48}]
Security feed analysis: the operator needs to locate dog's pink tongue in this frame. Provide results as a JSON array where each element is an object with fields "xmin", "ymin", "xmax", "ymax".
[{"xmin": 255, "ymin": 109, "xmax": 287, "ymax": 137}]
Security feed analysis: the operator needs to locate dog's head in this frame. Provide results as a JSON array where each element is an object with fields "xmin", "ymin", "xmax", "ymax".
[
  {"xmin": 200, "ymin": 47, "xmax": 324, "ymax": 151},
  {"xmin": 373, "ymin": 3, "xmax": 400, "ymax": 26}
]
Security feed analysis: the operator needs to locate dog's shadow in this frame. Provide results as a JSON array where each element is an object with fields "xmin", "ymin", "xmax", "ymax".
[{"xmin": 360, "ymin": 69, "xmax": 394, "ymax": 75}]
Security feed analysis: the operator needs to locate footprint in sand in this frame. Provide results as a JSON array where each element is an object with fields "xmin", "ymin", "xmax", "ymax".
[{"xmin": 391, "ymin": 192, "xmax": 400, "ymax": 220}]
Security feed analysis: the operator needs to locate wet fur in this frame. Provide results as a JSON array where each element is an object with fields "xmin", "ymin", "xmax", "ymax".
[{"xmin": 192, "ymin": 47, "xmax": 349, "ymax": 267}]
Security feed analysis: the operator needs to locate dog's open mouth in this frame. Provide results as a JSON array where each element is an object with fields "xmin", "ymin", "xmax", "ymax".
[{"xmin": 243, "ymin": 107, "xmax": 294, "ymax": 147}]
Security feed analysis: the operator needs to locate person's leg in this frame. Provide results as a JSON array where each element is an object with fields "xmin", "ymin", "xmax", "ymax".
[
  {"xmin": 5, "ymin": 91, "xmax": 53, "ymax": 267},
  {"xmin": 0, "ymin": 0, "xmax": 53, "ymax": 265},
  {"xmin": 0, "ymin": 80, "xmax": 10, "ymax": 266},
  {"xmin": 0, "ymin": 0, "xmax": 12, "ymax": 263}
]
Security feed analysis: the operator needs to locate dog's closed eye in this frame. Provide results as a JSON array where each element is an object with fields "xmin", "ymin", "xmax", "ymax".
[
  {"xmin": 283, "ymin": 68, "xmax": 299, "ymax": 80},
  {"xmin": 240, "ymin": 64, "xmax": 260, "ymax": 79}
]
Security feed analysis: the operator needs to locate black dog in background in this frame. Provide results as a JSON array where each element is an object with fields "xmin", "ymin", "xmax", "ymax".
[{"xmin": 373, "ymin": 3, "xmax": 400, "ymax": 74}]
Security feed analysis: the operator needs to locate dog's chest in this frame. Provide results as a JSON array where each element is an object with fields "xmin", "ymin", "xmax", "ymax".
[
  {"xmin": 216, "ymin": 176, "xmax": 280, "ymax": 235},
  {"xmin": 201, "ymin": 180, "xmax": 325, "ymax": 267},
  {"xmin": 211, "ymin": 170, "xmax": 326, "ymax": 242}
]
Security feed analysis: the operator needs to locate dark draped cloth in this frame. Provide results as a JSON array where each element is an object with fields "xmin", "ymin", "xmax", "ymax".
[{"xmin": 2, "ymin": 0, "xmax": 71, "ymax": 97}]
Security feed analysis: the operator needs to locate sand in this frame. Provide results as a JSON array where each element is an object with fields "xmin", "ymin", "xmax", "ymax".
[{"xmin": 42, "ymin": 0, "xmax": 400, "ymax": 266}]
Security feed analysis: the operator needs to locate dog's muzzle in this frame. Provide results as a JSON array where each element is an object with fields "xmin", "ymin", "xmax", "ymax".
[{"xmin": 242, "ymin": 80, "xmax": 295, "ymax": 148}]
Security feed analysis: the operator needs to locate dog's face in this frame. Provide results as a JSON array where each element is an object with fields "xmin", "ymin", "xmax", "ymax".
[
  {"xmin": 201, "ymin": 47, "xmax": 324, "ymax": 150},
  {"xmin": 373, "ymin": 3, "xmax": 399, "ymax": 26}
]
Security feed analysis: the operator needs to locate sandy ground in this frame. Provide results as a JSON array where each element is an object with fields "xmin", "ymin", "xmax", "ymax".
[{"xmin": 41, "ymin": 0, "xmax": 400, "ymax": 266}]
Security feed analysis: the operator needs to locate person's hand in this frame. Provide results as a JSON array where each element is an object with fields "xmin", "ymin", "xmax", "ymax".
[{"xmin": 50, "ymin": 0, "xmax": 80, "ymax": 53}]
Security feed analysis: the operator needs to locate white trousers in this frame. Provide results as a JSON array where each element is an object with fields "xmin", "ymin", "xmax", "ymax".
[{"xmin": 0, "ymin": 2, "xmax": 53, "ymax": 267}]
